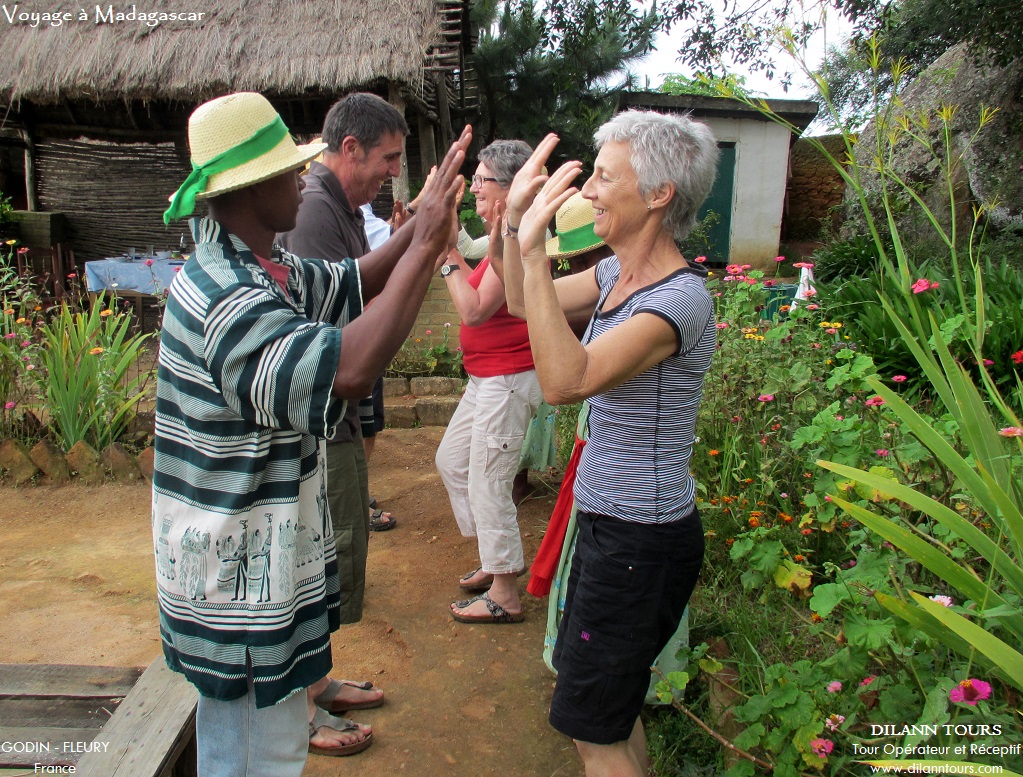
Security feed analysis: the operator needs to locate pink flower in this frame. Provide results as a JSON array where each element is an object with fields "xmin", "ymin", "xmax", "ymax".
[
  {"xmin": 804, "ymin": 288, "xmax": 817, "ymax": 297},
  {"xmin": 3, "ymin": 401, "xmax": 15, "ymax": 410},
  {"xmin": 4, "ymin": 333, "xmax": 14, "ymax": 339},
  {"xmin": 929, "ymin": 594, "xmax": 953, "ymax": 607},
  {"xmin": 425, "ymin": 329, "xmax": 432, "ymax": 335},
  {"xmin": 826, "ymin": 681, "xmax": 842, "ymax": 693},
  {"xmin": 144, "ymin": 259, "xmax": 154, "ymax": 267},
  {"xmin": 444, "ymin": 322, "xmax": 452, "ymax": 328},
  {"xmin": 891, "ymin": 375, "xmax": 907, "ymax": 383},
  {"xmin": 780, "ymin": 493, "xmax": 788, "ymax": 499},
  {"xmin": 731, "ymin": 415, "xmax": 741, "ymax": 423},
  {"xmin": 860, "ymin": 675, "xmax": 876, "ymax": 687},
  {"xmin": 875, "ymin": 448, "xmax": 890, "ymax": 457},
  {"xmin": 694, "ymin": 255, "xmax": 707, "ymax": 263},
  {"xmin": 864, "ymin": 396, "xmax": 886, "ymax": 407},
  {"xmin": 793, "ymin": 262, "xmax": 815, "ymax": 269},
  {"xmin": 949, "ymin": 678, "xmax": 992, "ymax": 705},
  {"xmin": 826, "ymin": 327, "xmax": 837, "ymax": 335},
  {"xmin": 807, "ymin": 304, "xmax": 819, "ymax": 310},
  {"xmin": 20, "ymin": 341, "xmax": 29, "ymax": 347},
  {"xmin": 810, "ymin": 738, "xmax": 834, "ymax": 758},
  {"xmin": 912, "ymin": 278, "xmax": 940, "ymax": 294},
  {"xmin": 983, "ymin": 359, "xmax": 994, "ymax": 366},
  {"xmin": 774, "ymin": 256, "xmax": 785, "ymax": 262},
  {"xmin": 758, "ymin": 394, "xmax": 775, "ymax": 402},
  {"xmin": 825, "ymin": 714, "xmax": 845, "ymax": 732},
  {"xmin": 999, "ymin": 427, "xmax": 1023, "ymax": 437},
  {"xmin": 715, "ymin": 322, "xmax": 729, "ymax": 329},
  {"xmin": 763, "ymin": 279, "xmax": 776, "ymax": 287},
  {"xmin": 1012, "ymin": 350, "xmax": 1023, "ymax": 365},
  {"xmin": 811, "ymin": 342, "xmax": 821, "ymax": 349},
  {"xmin": 726, "ymin": 264, "xmax": 743, "ymax": 275}
]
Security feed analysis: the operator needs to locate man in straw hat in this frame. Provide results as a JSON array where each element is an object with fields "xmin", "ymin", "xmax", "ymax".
[{"xmin": 155, "ymin": 91, "xmax": 469, "ymax": 775}]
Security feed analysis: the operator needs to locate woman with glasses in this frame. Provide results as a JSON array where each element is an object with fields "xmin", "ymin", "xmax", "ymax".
[{"xmin": 435, "ymin": 139, "xmax": 542, "ymax": 624}]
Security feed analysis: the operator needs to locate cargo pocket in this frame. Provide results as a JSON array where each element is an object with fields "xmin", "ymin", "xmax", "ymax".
[
  {"xmin": 558, "ymin": 624, "xmax": 659, "ymax": 715},
  {"xmin": 484, "ymin": 433, "xmax": 523, "ymax": 481}
]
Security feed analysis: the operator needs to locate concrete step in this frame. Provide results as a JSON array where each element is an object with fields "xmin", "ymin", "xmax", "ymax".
[{"xmin": 383, "ymin": 377, "xmax": 464, "ymax": 428}]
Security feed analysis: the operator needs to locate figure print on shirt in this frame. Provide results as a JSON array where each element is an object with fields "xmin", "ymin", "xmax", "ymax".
[
  {"xmin": 216, "ymin": 519, "xmax": 249, "ymax": 601},
  {"xmin": 179, "ymin": 526, "xmax": 211, "ymax": 601},
  {"xmin": 248, "ymin": 514, "xmax": 273, "ymax": 603},
  {"xmin": 277, "ymin": 517, "xmax": 296, "ymax": 599},
  {"xmin": 155, "ymin": 514, "xmax": 177, "ymax": 581}
]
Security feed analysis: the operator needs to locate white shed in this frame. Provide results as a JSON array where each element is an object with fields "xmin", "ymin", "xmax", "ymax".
[{"xmin": 620, "ymin": 92, "xmax": 819, "ymax": 267}]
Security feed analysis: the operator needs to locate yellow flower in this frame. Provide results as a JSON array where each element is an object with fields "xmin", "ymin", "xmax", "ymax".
[
  {"xmin": 825, "ymin": 359, "xmax": 833, "ymax": 365},
  {"xmin": 89, "ymin": 347, "xmax": 104, "ymax": 355},
  {"xmin": 741, "ymin": 327, "xmax": 759, "ymax": 334},
  {"xmin": 754, "ymin": 335, "xmax": 765, "ymax": 341},
  {"xmin": 99, "ymin": 309, "xmax": 113, "ymax": 317},
  {"xmin": 4, "ymin": 239, "xmax": 16, "ymax": 246},
  {"xmin": 16, "ymin": 317, "xmax": 25, "ymax": 324},
  {"xmin": 743, "ymin": 333, "xmax": 757, "ymax": 339},
  {"xmin": 818, "ymin": 321, "xmax": 832, "ymax": 328},
  {"xmin": 831, "ymin": 322, "xmax": 843, "ymax": 328}
]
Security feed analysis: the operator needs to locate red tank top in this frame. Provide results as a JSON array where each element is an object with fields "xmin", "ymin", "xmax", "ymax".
[{"xmin": 459, "ymin": 258, "xmax": 534, "ymax": 377}]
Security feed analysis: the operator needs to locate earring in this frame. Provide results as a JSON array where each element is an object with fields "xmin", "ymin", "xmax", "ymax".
[{"xmin": 646, "ymin": 204, "xmax": 652, "ymax": 210}]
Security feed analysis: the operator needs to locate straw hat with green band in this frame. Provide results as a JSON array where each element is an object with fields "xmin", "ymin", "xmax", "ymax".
[
  {"xmin": 545, "ymin": 192, "xmax": 606, "ymax": 261},
  {"xmin": 164, "ymin": 92, "xmax": 326, "ymax": 224}
]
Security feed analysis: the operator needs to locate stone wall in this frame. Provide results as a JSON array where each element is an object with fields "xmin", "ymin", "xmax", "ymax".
[
  {"xmin": 784, "ymin": 134, "xmax": 849, "ymax": 241},
  {"xmin": 411, "ymin": 275, "xmax": 464, "ymax": 347}
]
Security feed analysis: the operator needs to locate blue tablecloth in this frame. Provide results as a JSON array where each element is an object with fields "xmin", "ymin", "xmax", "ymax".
[{"xmin": 85, "ymin": 258, "xmax": 184, "ymax": 296}]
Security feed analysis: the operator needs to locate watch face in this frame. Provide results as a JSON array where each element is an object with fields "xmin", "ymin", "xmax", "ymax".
[{"xmin": 441, "ymin": 264, "xmax": 457, "ymax": 277}]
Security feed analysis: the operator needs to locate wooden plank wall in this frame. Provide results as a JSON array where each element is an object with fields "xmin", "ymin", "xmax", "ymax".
[{"xmin": 36, "ymin": 139, "xmax": 192, "ymax": 263}]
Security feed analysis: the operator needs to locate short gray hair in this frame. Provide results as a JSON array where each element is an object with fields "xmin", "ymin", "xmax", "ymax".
[
  {"xmin": 594, "ymin": 110, "xmax": 719, "ymax": 242},
  {"xmin": 478, "ymin": 140, "xmax": 533, "ymax": 187}
]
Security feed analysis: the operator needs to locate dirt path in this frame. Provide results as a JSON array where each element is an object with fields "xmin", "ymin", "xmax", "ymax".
[{"xmin": 0, "ymin": 427, "xmax": 583, "ymax": 777}]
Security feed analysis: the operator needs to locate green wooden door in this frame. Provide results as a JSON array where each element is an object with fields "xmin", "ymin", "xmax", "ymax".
[{"xmin": 693, "ymin": 142, "xmax": 735, "ymax": 265}]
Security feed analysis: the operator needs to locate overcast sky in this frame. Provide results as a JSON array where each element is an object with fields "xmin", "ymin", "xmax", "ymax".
[{"xmin": 631, "ymin": 7, "xmax": 853, "ymax": 100}]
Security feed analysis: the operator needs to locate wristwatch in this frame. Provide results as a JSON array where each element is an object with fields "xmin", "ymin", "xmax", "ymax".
[{"xmin": 440, "ymin": 264, "xmax": 460, "ymax": 278}]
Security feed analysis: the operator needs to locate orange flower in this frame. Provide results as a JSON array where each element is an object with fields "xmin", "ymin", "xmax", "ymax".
[
  {"xmin": 794, "ymin": 554, "xmax": 805, "ymax": 562},
  {"xmin": 725, "ymin": 538, "xmax": 734, "ymax": 546},
  {"xmin": 749, "ymin": 511, "xmax": 763, "ymax": 518},
  {"xmin": 89, "ymin": 347, "xmax": 104, "ymax": 355},
  {"xmin": 99, "ymin": 309, "xmax": 113, "ymax": 317},
  {"xmin": 708, "ymin": 449, "xmax": 720, "ymax": 456},
  {"xmin": 780, "ymin": 512, "xmax": 793, "ymax": 523},
  {"xmin": 811, "ymin": 613, "xmax": 823, "ymax": 623},
  {"xmin": 748, "ymin": 517, "xmax": 760, "ymax": 528}
]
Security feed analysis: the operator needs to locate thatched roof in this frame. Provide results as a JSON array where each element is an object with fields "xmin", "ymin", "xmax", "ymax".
[{"xmin": 2, "ymin": 0, "xmax": 443, "ymax": 105}]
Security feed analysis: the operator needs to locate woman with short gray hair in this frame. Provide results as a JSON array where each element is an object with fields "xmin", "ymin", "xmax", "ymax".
[
  {"xmin": 499, "ymin": 111, "xmax": 719, "ymax": 775},
  {"xmin": 436, "ymin": 139, "xmax": 542, "ymax": 625}
]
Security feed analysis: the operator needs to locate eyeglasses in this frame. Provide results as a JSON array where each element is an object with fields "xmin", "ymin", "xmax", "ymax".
[{"xmin": 471, "ymin": 175, "xmax": 500, "ymax": 188}]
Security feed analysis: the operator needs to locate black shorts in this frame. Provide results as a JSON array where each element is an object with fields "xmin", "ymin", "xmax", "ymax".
[{"xmin": 549, "ymin": 509, "xmax": 704, "ymax": 745}]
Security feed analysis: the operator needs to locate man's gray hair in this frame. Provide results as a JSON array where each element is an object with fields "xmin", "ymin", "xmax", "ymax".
[
  {"xmin": 322, "ymin": 93, "xmax": 409, "ymax": 152},
  {"xmin": 478, "ymin": 140, "xmax": 533, "ymax": 187},
  {"xmin": 594, "ymin": 110, "xmax": 719, "ymax": 242}
]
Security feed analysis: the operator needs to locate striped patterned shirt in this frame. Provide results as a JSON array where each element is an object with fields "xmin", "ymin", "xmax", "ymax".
[
  {"xmin": 574, "ymin": 257, "xmax": 716, "ymax": 524},
  {"xmin": 152, "ymin": 217, "xmax": 360, "ymax": 707}
]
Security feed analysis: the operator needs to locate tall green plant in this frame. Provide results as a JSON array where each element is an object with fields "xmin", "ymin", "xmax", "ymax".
[
  {"xmin": 34, "ymin": 297, "xmax": 153, "ymax": 450},
  {"xmin": 709, "ymin": 34, "xmax": 1023, "ymax": 773}
]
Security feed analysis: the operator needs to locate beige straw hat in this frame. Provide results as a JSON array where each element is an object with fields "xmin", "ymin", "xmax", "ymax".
[
  {"xmin": 545, "ymin": 192, "xmax": 606, "ymax": 260},
  {"xmin": 165, "ymin": 93, "xmax": 326, "ymax": 222}
]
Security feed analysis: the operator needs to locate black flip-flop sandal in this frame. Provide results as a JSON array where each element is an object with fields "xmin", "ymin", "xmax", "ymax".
[{"xmin": 369, "ymin": 509, "xmax": 397, "ymax": 531}]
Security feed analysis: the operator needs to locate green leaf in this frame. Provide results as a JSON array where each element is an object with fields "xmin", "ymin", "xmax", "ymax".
[
  {"xmin": 852, "ymin": 465, "xmax": 899, "ymax": 502},
  {"xmin": 809, "ymin": 584, "xmax": 850, "ymax": 618},
  {"xmin": 773, "ymin": 560, "xmax": 812, "ymax": 595},
  {"xmin": 879, "ymin": 683, "xmax": 919, "ymax": 720},
  {"xmin": 844, "ymin": 609, "xmax": 895, "ymax": 650},
  {"xmin": 911, "ymin": 592, "xmax": 1023, "ymax": 692},
  {"xmin": 732, "ymin": 722, "xmax": 765, "ymax": 750},
  {"xmin": 723, "ymin": 760, "xmax": 756, "ymax": 777},
  {"xmin": 774, "ymin": 691, "xmax": 815, "ymax": 728}
]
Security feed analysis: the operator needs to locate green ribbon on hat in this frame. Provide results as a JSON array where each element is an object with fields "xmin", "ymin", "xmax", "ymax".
[
  {"xmin": 554, "ymin": 222, "xmax": 600, "ymax": 253},
  {"xmin": 164, "ymin": 115, "xmax": 290, "ymax": 224}
]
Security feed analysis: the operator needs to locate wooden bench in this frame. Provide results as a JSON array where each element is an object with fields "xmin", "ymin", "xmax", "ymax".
[
  {"xmin": 77, "ymin": 658, "xmax": 197, "ymax": 777},
  {"xmin": 0, "ymin": 663, "xmax": 142, "ymax": 770},
  {"xmin": 0, "ymin": 659, "xmax": 196, "ymax": 777}
]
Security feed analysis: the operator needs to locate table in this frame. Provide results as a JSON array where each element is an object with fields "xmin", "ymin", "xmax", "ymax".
[{"xmin": 84, "ymin": 257, "xmax": 185, "ymax": 296}]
